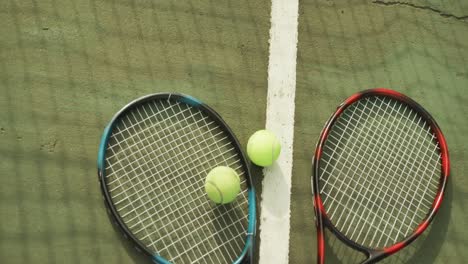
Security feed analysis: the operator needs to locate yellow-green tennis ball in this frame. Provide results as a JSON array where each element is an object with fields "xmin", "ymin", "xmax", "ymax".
[
  {"xmin": 205, "ymin": 166, "xmax": 240, "ymax": 204},
  {"xmin": 247, "ymin": 130, "xmax": 281, "ymax": 167}
]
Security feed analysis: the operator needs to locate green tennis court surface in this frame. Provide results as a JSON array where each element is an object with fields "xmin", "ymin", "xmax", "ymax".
[{"xmin": 1, "ymin": 0, "xmax": 467, "ymax": 263}]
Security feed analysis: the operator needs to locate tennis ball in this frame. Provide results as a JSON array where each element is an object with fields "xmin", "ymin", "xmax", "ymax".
[
  {"xmin": 205, "ymin": 166, "xmax": 240, "ymax": 204},
  {"xmin": 247, "ymin": 130, "xmax": 281, "ymax": 167}
]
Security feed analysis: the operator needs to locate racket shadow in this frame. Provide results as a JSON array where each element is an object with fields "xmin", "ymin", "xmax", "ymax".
[{"xmin": 324, "ymin": 178, "xmax": 452, "ymax": 264}]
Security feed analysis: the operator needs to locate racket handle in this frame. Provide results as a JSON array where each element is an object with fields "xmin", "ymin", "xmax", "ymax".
[
  {"xmin": 316, "ymin": 224, "xmax": 325, "ymax": 264},
  {"xmin": 314, "ymin": 195, "xmax": 326, "ymax": 264}
]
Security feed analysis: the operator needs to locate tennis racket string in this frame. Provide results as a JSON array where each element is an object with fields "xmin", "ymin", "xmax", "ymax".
[
  {"xmin": 319, "ymin": 96, "xmax": 441, "ymax": 249},
  {"xmin": 104, "ymin": 99, "xmax": 250, "ymax": 263}
]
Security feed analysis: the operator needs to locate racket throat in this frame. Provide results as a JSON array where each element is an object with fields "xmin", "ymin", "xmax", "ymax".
[{"xmin": 360, "ymin": 250, "xmax": 387, "ymax": 264}]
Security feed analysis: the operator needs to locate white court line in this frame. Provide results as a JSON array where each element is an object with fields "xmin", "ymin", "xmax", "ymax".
[{"xmin": 258, "ymin": 0, "xmax": 299, "ymax": 263}]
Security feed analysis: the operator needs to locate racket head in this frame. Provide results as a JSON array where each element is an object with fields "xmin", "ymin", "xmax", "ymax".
[
  {"xmin": 312, "ymin": 88, "xmax": 449, "ymax": 263},
  {"xmin": 97, "ymin": 93, "xmax": 256, "ymax": 264}
]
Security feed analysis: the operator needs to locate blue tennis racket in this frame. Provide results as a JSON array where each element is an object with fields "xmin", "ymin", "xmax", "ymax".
[{"xmin": 97, "ymin": 93, "xmax": 256, "ymax": 263}]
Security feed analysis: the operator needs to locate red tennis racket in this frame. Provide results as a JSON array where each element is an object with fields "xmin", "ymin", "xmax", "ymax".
[{"xmin": 312, "ymin": 88, "xmax": 449, "ymax": 263}]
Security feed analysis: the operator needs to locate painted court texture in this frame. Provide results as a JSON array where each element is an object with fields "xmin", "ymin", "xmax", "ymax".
[{"xmin": 1, "ymin": 0, "xmax": 467, "ymax": 263}]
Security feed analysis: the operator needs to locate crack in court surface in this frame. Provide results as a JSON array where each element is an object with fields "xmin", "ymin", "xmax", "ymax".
[{"xmin": 372, "ymin": 0, "xmax": 468, "ymax": 21}]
